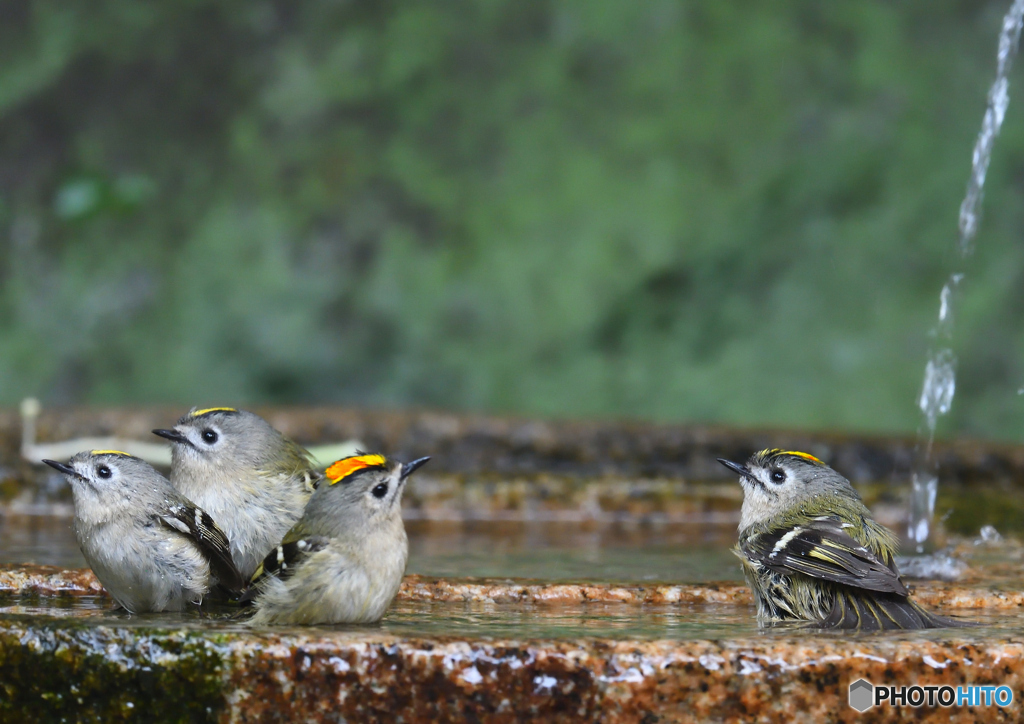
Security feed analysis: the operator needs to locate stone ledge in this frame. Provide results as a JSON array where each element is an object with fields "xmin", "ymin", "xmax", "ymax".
[
  {"xmin": 0, "ymin": 619, "xmax": 1020, "ymax": 723},
  {"xmin": 218, "ymin": 634, "xmax": 1024, "ymax": 723},
  {"xmin": 0, "ymin": 564, "xmax": 105, "ymax": 597},
  {"xmin": 0, "ymin": 566, "xmax": 1015, "ymax": 722},
  {"xmin": 0, "ymin": 565, "xmax": 1017, "ymax": 611}
]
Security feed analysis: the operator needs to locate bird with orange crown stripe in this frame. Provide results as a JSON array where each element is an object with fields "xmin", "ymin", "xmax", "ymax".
[
  {"xmin": 244, "ymin": 453, "xmax": 430, "ymax": 625},
  {"xmin": 717, "ymin": 449, "xmax": 973, "ymax": 630}
]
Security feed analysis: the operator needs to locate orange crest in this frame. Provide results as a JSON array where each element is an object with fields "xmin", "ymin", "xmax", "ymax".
[{"xmin": 325, "ymin": 454, "xmax": 388, "ymax": 484}]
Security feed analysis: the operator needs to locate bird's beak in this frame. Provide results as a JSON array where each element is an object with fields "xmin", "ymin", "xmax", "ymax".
[
  {"xmin": 42, "ymin": 459, "xmax": 81, "ymax": 479},
  {"xmin": 717, "ymin": 458, "xmax": 753, "ymax": 480},
  {"xmin": 400, "ymin": 456, "xmax": 430, "ymax": 480},
  {"xmin": 152, "ymin": 429, "xmax": 190, "ymax": 446}
]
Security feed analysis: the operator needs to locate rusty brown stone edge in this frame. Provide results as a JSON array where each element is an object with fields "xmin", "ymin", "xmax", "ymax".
[
  {"xmin": 0, "ymin": 563, "xmax": 105, "ymax": 596},
  {"xmin": 0, "ymin": 565, "xmax": 1018, "ymax": 612},
  {"xmin": 4, "ymin": 618, "xmax": 1023, "ymax": 723},
  {"xmin": 395, "ymin": 575, "xmax": 754, "ymax": 606},
  {"xmin": 399, "ymin": 577, "xmax": 1024, "ymax": 611},
  {"xmin": 218, "ymin": 633, "xmax": 1024, "ymax": 724}
]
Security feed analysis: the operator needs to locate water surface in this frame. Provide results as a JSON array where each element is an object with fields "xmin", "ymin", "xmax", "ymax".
[
  {"xmin": 0, "ymin": 515, "xmax": 743, "ymax": 582},
  {"xmin": 0, "ymin": 595, "xmax": 1013, "ymax": 643}
]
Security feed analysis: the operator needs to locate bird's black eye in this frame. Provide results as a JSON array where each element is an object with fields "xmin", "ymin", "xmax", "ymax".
[
  {"xmin": 770, "ymin": 469, "xmax": 786, "ymax": 484},
  {"xmin": 201, "ymin": 429, "xmax": 218, "ymax": 444},
  {"xmin": 97, "ymin": 465, "xmax": 112, "ymax": 479},
  {"xmin": 372, "ymin": 483, "xmax": 388, "ymax": 499}
]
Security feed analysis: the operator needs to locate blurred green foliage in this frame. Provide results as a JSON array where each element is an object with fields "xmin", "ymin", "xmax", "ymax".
[{"xmin": 2, "ymin": 0, "xmax": 1024, "ymax": 439}]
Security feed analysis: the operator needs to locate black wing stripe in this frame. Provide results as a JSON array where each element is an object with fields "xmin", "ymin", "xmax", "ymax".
[
  {"xmin": 744, "ymin": 518, "xmax": 909, "ymax": 596},
  {"xmin": 253, "ymin": 537, "xmax": 331, "ymax": 583},
  {"xmin": 160, "ymin": 504, "xmax": 244, "ymax": 595},
  {"xmin": 239, "ymin": 536, "xmax": 334, "ymax": 605}
]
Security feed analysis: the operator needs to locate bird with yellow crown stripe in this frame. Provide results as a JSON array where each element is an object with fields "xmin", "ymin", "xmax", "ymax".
[
  {"xmin": 243, "ymin": 453, "xmax": 430, "ymax": 625},
  {"xmin": 152, "ymin": 407, "xmax": 321, "ymax": 581},
  {"xmin": 43, "ymin": 450, "xmax": 243, "ymax": 612},
  {"xmin": 718, "ymin": 449, "xmax": 972, "ymax": 630}
]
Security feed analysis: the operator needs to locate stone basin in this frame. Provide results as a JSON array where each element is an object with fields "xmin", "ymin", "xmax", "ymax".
[
  {"xmin": 2, "ymin": 406, "xmax": 1024, "ymax": 721},
  {"xmin": 0, "ymin": 567, "xmax": 1018, "ymax": 723}
]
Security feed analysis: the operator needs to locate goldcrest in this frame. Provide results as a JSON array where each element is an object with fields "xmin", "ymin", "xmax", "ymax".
[
  {"xmin": 43, "ymin": 451, "xmax": 243, "ymax": 613},
  {"xmin": 718, "ymin": 449, "xmax": 970, "ymax": 630},
  {"xmin": 245, "ymin": 453, "xmax": 429, "ymax": 626},
  {"xmin": 153, "ymin": 407, "xmax": 321, "ymax": 580}
]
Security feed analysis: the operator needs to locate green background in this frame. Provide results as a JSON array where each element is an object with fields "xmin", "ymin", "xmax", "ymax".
[{"xmin": 2, "ymin": 1, "xmax": 1024, "ymax": 440}]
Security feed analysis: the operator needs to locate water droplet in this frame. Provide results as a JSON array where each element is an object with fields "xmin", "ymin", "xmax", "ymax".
[
  {"xmin": 918, "ymin": 349, "xmax": 957, "ymax": 430},
  {"xmin": 976, "ymin": 524, "xmax": 1003, "ymax": 545}
]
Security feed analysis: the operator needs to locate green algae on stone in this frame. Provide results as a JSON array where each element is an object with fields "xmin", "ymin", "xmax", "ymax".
[
  {"xmin": 0, "ymin": 600, "xmax": 1021, "ymax": 723},
  {"xmin": 0, "ymin": 619, "xmax": 227, "ymax": 724}
]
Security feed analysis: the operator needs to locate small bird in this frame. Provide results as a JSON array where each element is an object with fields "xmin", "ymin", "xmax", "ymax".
[
  {"xmin": 245, "ymin": 453, "xmax": 429, "ymax": 626},
  {"xmin": 718, "ymin": 449, "xmax": 969, "ymax": 630},
  {"xmin": 43, "ymin": 450, "xmax": 243, "ymax": 613},
  {"xmin": 152, "ymin": 407, "xmax": 321, "ymax": 580}
]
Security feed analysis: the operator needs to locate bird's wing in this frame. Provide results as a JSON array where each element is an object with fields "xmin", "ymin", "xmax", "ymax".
[
  {"xmin": 742, "ymin": 517, "xmax": 909, "ymax": 596},
  {"xmin": 302, "ymin": 467, "xmax": 324, "ymax": 492},
  {"xmin": 239, "ymin": 536, "xmax": 332, "ymax": 603},
  {"xmin": 159, "ymin": 502, "xmax": 245, "ymax": 596},
  {"xmin": 285, "ymin": 439, "xmax": 323, "ymax": 491}
]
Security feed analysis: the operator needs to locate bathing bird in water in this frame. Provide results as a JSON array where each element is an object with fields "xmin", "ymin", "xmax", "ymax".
[
  {"xmin": 718, "ymin": 449, "xmax": 971, "ymax": 630},
  {"xmin": 43, "ymin": 451, "xmax": 243, "ymax": 612},
  {"xmin": 245, "ymin": 453, "xmax": 429, "ymax": 625},
  {"xmin": 153, "ymin": 407, "xmax": 322, "ymax": 581}
]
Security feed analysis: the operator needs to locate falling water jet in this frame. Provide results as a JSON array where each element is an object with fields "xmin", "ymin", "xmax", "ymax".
[{"xmin": 908, "ymin": 0, "xmax": 1024, "ymax": 554}]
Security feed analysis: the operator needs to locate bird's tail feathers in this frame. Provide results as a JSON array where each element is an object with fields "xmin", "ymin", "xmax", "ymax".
[{"xmin": 822, "ymin": 590, "xmax": 974, "ymax": 631}]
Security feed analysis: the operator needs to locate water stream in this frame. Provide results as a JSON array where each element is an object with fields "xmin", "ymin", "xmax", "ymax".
[{"xmin": 908, "ymin": 0, "xmax": 1024, "ymax": 553}]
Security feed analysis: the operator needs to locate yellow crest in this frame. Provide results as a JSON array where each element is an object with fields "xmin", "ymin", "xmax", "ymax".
[
  {"xmin": 191, "ymin": 407, "xmax": 238, "ymax": 418},
  {"xmin": 757, "ymin": 448, "xmax": 824, "ymax": 465},
  {"xmin": 90, "ymin": 450, "xmax": 132, "ymax": 457},
  {"xmin": 782, "ymin": 450, "xmax": 824, "ymax": 465},
  {"xmin": 325, "ymin": 454, "xmax": 388, "ymax": 484}
]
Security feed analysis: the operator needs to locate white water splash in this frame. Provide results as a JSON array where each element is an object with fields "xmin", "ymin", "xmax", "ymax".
[
  {"xmin": 959, "ymin": 5, "xmax": 1024, "ymax": 253},
  {"xmin": 937, "ymin": 274, "xmax": 963, "ymax": 329},
  {"xmin": 909, "ymin": 0, "xmax": 1024, "ymax": 553},
  {"xmin": 919, "ymin": 348, "xmax": 957, "ymax": 433}
]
